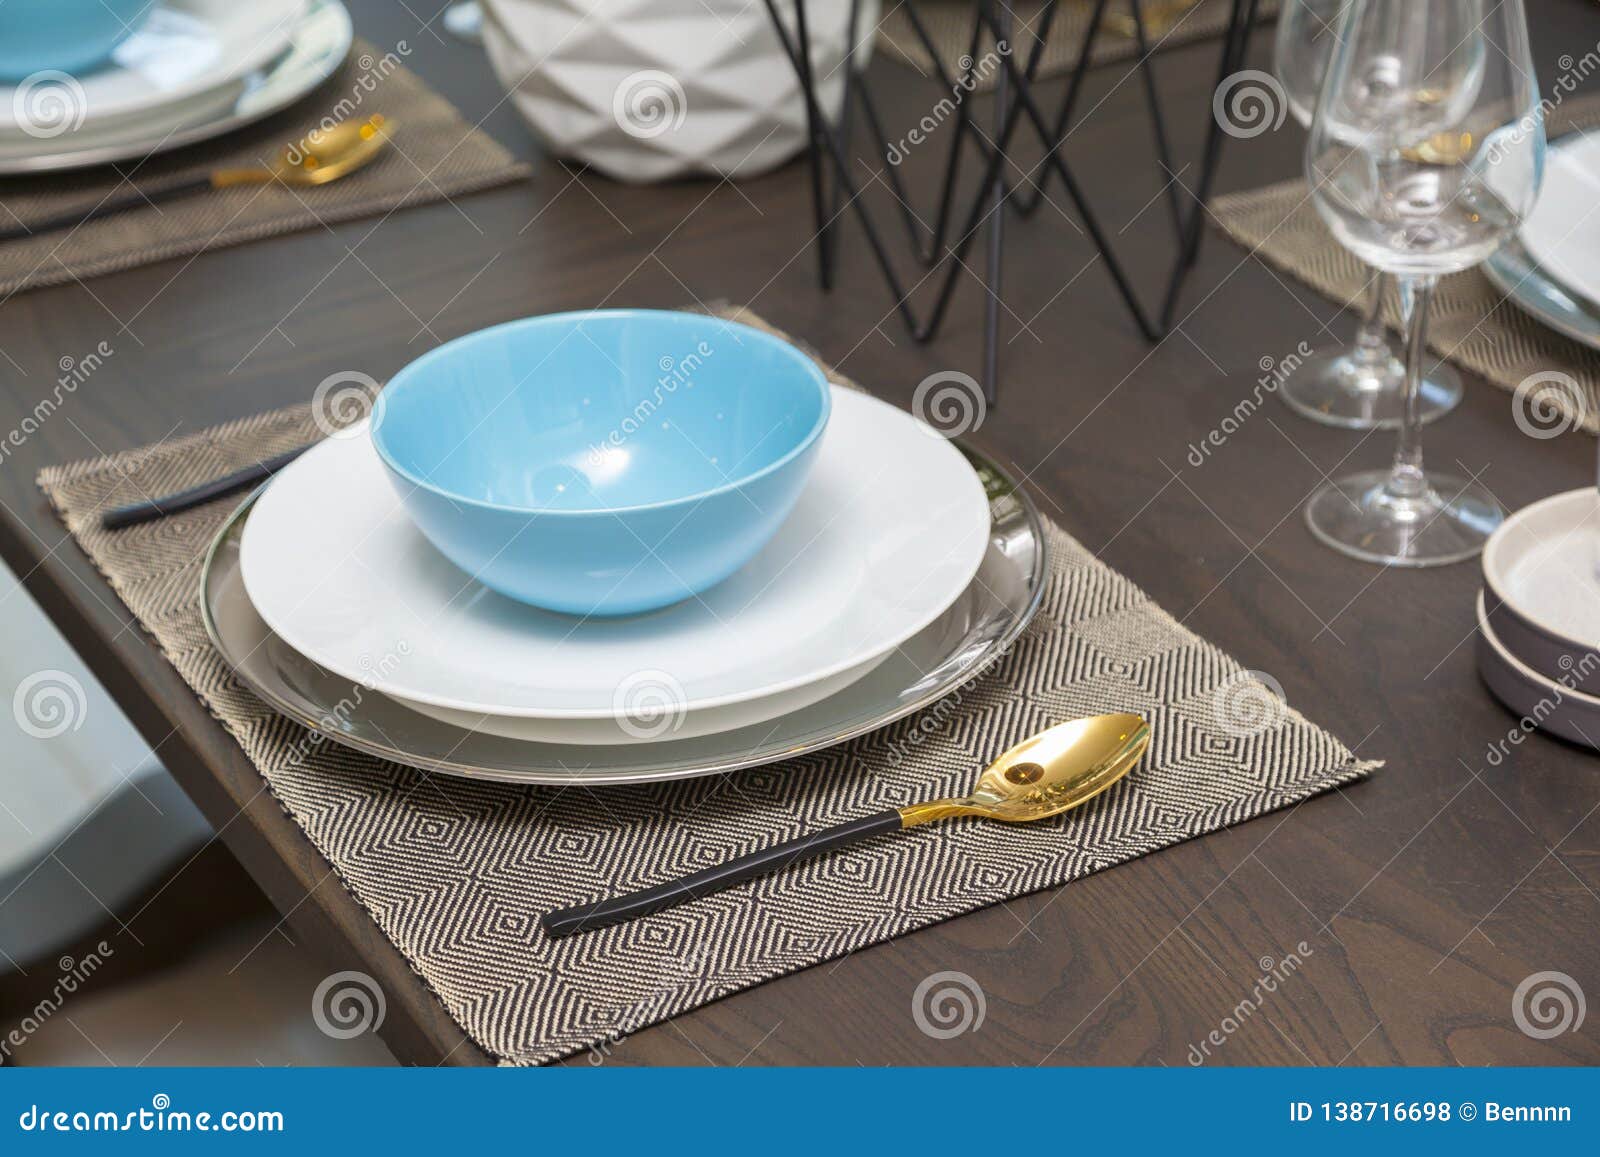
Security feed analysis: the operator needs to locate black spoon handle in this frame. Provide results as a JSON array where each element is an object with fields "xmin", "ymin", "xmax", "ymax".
[
  {"xmin": 541, "ymin": 809, "xmax": 905, "ymax": 939},
  {"xmin": 0, "ymin": 176, "xmax": 214, "ymax": 244},
  {"xmin": 100, "ymin": 444, "xmax": 312, "ymax": 530}
]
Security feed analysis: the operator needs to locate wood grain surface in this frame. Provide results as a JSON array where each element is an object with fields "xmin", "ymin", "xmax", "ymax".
[{"xmin": 1, "ymin": 0, "xmax": 1597, "ymax": 1066}]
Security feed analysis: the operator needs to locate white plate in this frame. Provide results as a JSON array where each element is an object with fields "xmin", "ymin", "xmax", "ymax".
[
  {"xmin": 400, "ymin": 652, "xmax": 891, "ymax": 743},
  {"xmin": 0, "ymin": 0, "xmax": 350, "ymax": 174},
  {"xmin": 1520, "ymin": 132, "xmax": 1600, "ymax": 309},
  {"xmin": 0, "ymin": 0, "xmax": 304, "ymax": 139},
  {"xmin": 239, "ymin": 385, "xmax": 992, "ymax": 737},
  {"xmin": 204, "ymin": 446, "xmax": 1048, "ymax": 784}
]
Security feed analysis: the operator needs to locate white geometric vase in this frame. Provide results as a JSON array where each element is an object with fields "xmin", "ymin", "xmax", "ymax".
[{"xmin": 482, "ymin": 0, "xmax": 876, "ymax": 183}]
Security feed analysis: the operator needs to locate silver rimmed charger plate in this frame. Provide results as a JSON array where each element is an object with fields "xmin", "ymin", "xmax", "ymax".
[
  {"xmin": 199, "ymin": 447, "xmax": 1048, "ymax": 785},
  {"xmin": 1482, "ymin": 131, "xmax": 1600, "ymax": 352},
  {"xmin": 0, "ymin": 0, "xmax": 353, "ymax": 175},
  {"xmin": 1483, "ymin": 237, "xmax": 1600, "ymax": 352}
]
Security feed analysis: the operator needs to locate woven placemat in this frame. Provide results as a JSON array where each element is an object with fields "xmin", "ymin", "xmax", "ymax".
[
  {"xmin": 877, "ymin": 0, "xmax": 1277, "ymax": 88},
  {"xmin": 0, "ymin": 41, "xmax": 529, "ymax": 298},
  {"xmin": 38, "ymin": 306, "xmax": 1377, "ymax": 1065},
  {"xmin": 1210, "ymin": 94, "xmax": 1600, "ymax": 435}
]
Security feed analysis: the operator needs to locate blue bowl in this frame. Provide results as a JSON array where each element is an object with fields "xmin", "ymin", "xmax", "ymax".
[
  {"xmin": 0, "ymin": 0, "xmax": 149, "ymax": 82},
  {"xmin": 370, "ymin": 310, "xmax": 832, "ymax": 616}
]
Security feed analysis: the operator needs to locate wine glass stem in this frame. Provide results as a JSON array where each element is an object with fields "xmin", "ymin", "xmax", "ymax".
[
  {"xmin": 1387, "ymin": 275, "xmax": 1438, "ymax": 501},
  {"xmin": 1351, "ymin": 271, "xmax": 1392, "ymax": 368}
]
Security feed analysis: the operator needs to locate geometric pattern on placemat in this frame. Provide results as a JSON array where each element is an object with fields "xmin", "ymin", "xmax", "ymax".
[
  {"xmin": 1210, "ymin": 93, "xmax": 1600, "ymax": 437},
  {"xmin": 877, "ymin": 0, "xmax": 1278, "ymax": 90},
  {"xmin": 37, "ymin": 308, "xmax": 1376, "ymax": 1065},
  {"xmin": 0, "ymin": 41, "xmax": 530, "ymax": 298}
]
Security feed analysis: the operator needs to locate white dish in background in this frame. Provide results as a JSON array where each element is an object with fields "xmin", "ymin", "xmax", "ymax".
[
  {"xmin": 1477, "ymin": 590, "xmax": 1600, "ymax": 753},
  {"xmin": 0, "ymin": 0, "xmax": 350, "ymax": 175},
  {"xmin": 239, "ymin": 386, "xmax": 992, "ymax": 742},
  {"xmin": 0, "ymin": 0, "xmax": 305, "ymax": 138},
  {"xmin": 1480, "ymin": 487, "xmax": 1600, "ymax": 695},
  {"xmin": 1520, "ymin": 131, "xmax": 1600, "ymax": 309}
]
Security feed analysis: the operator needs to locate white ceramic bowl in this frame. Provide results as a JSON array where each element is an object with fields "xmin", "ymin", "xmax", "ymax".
[
  {"xmin": 1476, "ymin": 590, "xmax": 1600, "ymax": 752},
  {"xmin": 1481, "ymin": 488, "xmax": 1600, "ymax": 696},
  {"xmin": 480, "ymin": 0, "xmax": 876, "ymax": 181}
]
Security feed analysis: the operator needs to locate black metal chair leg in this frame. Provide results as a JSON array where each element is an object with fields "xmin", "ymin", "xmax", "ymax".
[
  {"xmin": 762, "ymin": 0, "xmax": 923, "ymax": 335},
  {"xmin": 792, "ymin": 0, "xmax": 834, "ymax": 289},
  {"xmin": 971, "ymin": 0, "xmax": 1163, "ymax": 340},
  {"xmin": 1011, "ymin": 0, "xmax": 1112, "ymax": 218},
  {"xmin": 924, "ymin": 8, "xmax": 990, "ymax": 265},
  {"xmin": 823, "ymin": 0, "xmax": 866, "ymax": 272},
  {"xmin": 854, "ymin": 80, "xmax": 936, "ymax": 259},
  {"xmin": 899, "ymin": 0, "xmax": 1061, "ymax": 258},
  {"xmin": 761, "ymin": 0, "xmax": 1261, "ymax": 392},
  {"xmin": 983, "ymin": 0, "xmax": 1010, "ymax": 405},
  {"xmin": 1159, "ymin": 0, "xmax": 1260, "ymax": 330},
  {"xmin": 1128, "ymin": 0, "xmax": 1186, "ymax": 242}
]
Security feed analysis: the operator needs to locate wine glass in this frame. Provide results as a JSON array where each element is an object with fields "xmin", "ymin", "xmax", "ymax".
[
  {"xmin": 1303, "ymin": 0, "xmax": 1543, "ymax": 566},
  {"xmin": 1271, "ymin": 0, "xmax": 1463, "ymax": 429},
  {"xmin": 443, "ymin": 2, "xmax": 483, "ymax": 43}
]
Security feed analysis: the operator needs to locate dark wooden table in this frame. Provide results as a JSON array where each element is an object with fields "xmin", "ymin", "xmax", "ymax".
[{"xmin": 3, "ymin": 0, "xmax": 1599, "ymax": 1066}]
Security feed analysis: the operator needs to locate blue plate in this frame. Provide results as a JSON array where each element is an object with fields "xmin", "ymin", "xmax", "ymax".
[{"xmin": 370, "ymin": 309, "xmax": 832, "ymax": 616}]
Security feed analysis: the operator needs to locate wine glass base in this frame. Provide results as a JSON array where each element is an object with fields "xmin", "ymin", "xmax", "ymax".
[
  {"xmin": 1304, "ymin": 469, "xmax": 1505, "ymax": 567},
  {"xmin": 1278, "ymin": 348, "xmax": 1463, "ymax": 430},
  {"xmin": 443, "ymin": 2, "xmax": 484, "ymax": 42}
]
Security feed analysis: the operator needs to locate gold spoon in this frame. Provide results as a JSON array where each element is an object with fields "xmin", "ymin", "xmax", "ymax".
[
  {"xmin": 0, "ymin": 115, "xmax": 395, "ymax": 243},
  {"xmin": 1400, "ymin": 129, "xmax": 1476, "ymax": 165},
  {"xmin": 541, "ymin": 713, "xmax": 1151, "ymax": 938},
  {"xmin": 1102, "ymin": 0, "xmax": 1202, "ymax": 40},
  {"xmin": 209, "ymin": 114, "xmax": 395, "ymax": 188}
]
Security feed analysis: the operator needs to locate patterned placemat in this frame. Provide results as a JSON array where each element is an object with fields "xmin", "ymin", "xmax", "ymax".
[
  {"xmin": 0, "ymin": 41, "xmax": 529, "ymax": 298},
  {"xmin": 37, "ymin": 306, "xmax": 1377, "ymax": 1066},
  {"xmin": 1210, "ymin": 93, "xmax": 1600, "ymax": 435},
  {"xmin": 877, "ymin": 0, "xmax": 1277, "ymax": 88}
]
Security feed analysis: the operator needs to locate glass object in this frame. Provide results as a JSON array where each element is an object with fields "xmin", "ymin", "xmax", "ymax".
[
  {"xmin": 1303, "ymin": 0, "xmax": 1544, "ymax": 565},
  {"xmin": 1271, "ymin": 0, "xmax": 1463, "ymax": 429},
  {"xmin": 443, "ymin": 2, "xmax": 483, "ymax": 43}
]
